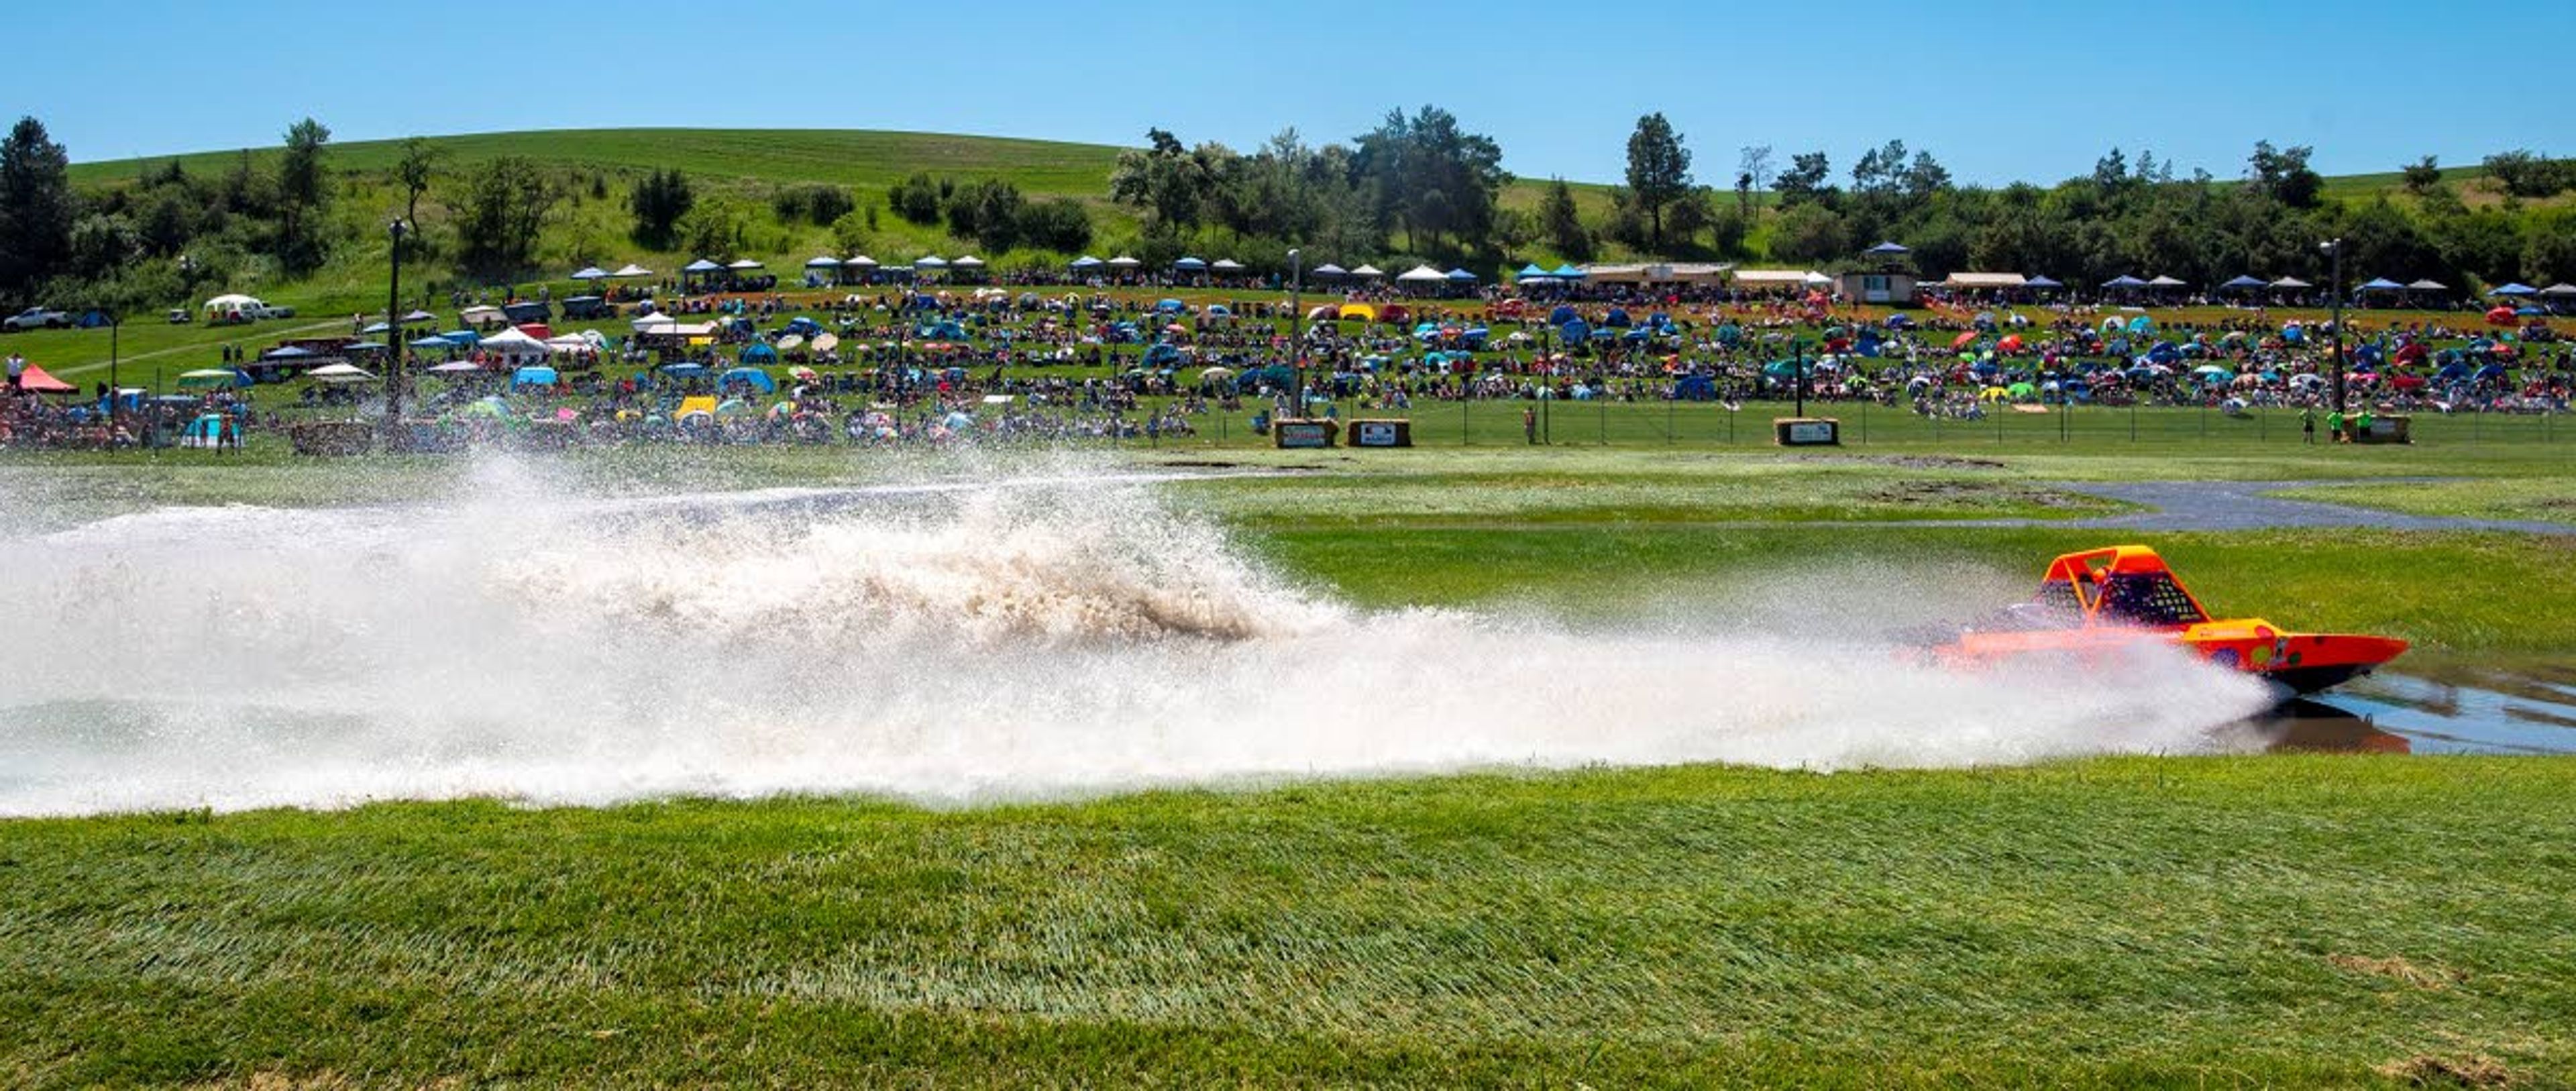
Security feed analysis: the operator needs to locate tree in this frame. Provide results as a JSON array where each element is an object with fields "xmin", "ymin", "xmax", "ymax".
[
  {"xmin": 276, "ymin": 117, "xmax": 331, "ymax": 271},
  {"xmin": 1852, "ymin": 140, "xmax": 1909, "ymax": 195},
  {"xmin": 1538, "ymin": 177, "xmax": 1591, "ymax": 261},
  {"xmin": 945, "ymin": 178, "xmax": 1026, "ymax": 251},
  {"xmin": 0, "ymin": 115, "xmax": 74, "ymax": 301},
  {"xmin": 454, "ymin": 157, "xmax": 557, "ymax": 276},
  {"xmin": 2402, "ymin": 156, "xmax": 2443, "ymax": 196},
  {"xmin": 887, "ymin": 171, "xmax": 944, "ymax": 225},
  {"xmin": 674, "ymin": 195, "xmax": 747, "ymax": 258},
  {"xmin": 1108, "ymin": 129, "xmax": 1213, "ymax": 234},
  {"xmin": 1768, "ymin": 202, "xmax": 1848, "ymax": 263},
  {"xmin": 1775, "ymin": 151, "xmax": 1832, "ymax": 208},
  {"xmin": 628, "ymin": 168, "xmax": 694, "ymax": 248},
  {"xmin": 771, "ymin": 184, "xmax": 854, "ymax": 227},
  {"xmin": 67, "ymin": 212, "xmax": 138, "ymax": 279},
  {"xmin": 1622, "ymin": 113, "xmax": 1692, "ymax": 252},
  {"xmin": 2248, "ymin": 141, "xmax": 2323, "ymax": 209},
  {"xmin": 1736, "ymin": 145, "xmax": 1774, "ymax": 216},
  {"xmin": 2482, "ymin": 150, "xmax": 2573, "ymax": 199},
  {"xmin": 395, "ymin": 137, "xmax": 441, "ymax": 227},
  {"xmin": 1016, "ymin": 197, "xmax": 1093, "ymax": 253},
  {"xmin": 1352, "ymin": 105, "xmax": 1510, "ymax": 254}
]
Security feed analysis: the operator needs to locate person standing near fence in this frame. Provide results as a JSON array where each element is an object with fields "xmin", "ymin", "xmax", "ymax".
[
  {"xmin": 2301, "ymin": 407, "xmax": 2316, "ymax": 444},
  {"xmin": 1523, "ymin": 405, "xmax": 1538, "ymax": 445}
]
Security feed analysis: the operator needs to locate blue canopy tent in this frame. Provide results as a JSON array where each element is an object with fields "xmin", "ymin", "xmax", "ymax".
[
  {"xmin": 2025, "ymin": 275, "xmax": 2063, "ymax": 291},
  {"xmin": 2357, "ymin": 277, "xmax": 2406, "ymax": 294},
  {"xmin": 1515, "ymin": 263, "xmax": 1550, "ymax": 280},
  {"xmin": 2102, "ymin": 275, "xmax": 2147, "ymax": 289},
  {"xmin": 2218, "ymin": 275, "xmax": 2269, "ymax": 291},
  {"xmin": 1445, "ymin": 268, "xmax": 1477, "ymax": 283},
  {"xmin": 1550, "ymin": 263, "xmax": 1583, "ymax": 279},
  {"xmin": 2488, "ymin": 282, "xmax": 2538, "ymax": 297},
  {"xmin": 1173, "ymin": 256, "xmax": 1208, "ymax": 272},
  {"xmin": 681, "ymin": 258, "xmax": 724, "ymax": 290},
  {"xmin": 1069, "ymin": 255, "xmax": 1104, "ymax": 271},
  {"xmin": 441, "ymin": 330, "xmax": 480, "ymax": 346},
  {"xmin": 1864, "ymin": 242, "xmax": 1911, "ymax": 257},
  {"xmin": 409, "ymin": 335, "xmax": 453, "ymax": 350},
  {"xmin": 721, "ymin": 367, "xmax": 777, "ymax": 394}
]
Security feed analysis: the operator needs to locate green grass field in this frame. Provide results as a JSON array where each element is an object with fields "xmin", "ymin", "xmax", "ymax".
[
  {"xmin": 5, "ymin": 760, "xmax": 2571, "ymax": 1087},
  {"xmin": 7, "ymin": 437, "xmax": 2575, "ymax": 1086}
]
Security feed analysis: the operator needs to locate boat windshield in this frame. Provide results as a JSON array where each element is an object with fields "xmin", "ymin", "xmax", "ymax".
[{"xmin": 2094, "ymin": 572, "xmax": 2206, "ymax": 627}]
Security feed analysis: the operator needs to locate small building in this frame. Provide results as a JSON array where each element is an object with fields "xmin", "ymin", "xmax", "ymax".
[
  {"xmin": 1836, "ymin": 270, "xmax": 1918, "ymax": 305},
  {"xmin": 1729, "ymin": 268, "xmax": 1829, "ymax": 294}
]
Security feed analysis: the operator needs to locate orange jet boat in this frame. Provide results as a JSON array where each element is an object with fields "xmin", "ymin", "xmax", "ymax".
[{"xmin": 1933, "ymin": 546, "xmax": 2407, "ymax": 700}]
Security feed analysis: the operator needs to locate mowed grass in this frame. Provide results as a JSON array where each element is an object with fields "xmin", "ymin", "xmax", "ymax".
[
  {"xmin": 2271, "ymin": 477, "xmax": 2576, "ymax": 525},
  {"xmin": 4, "ymin": 759, "xmax": 2573, "ymax": 1088}
]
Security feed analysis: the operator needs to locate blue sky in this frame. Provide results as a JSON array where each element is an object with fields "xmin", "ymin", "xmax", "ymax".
[{"xmin": 23, "ymin": 0, "xmax": 2573, "ymax": 187}]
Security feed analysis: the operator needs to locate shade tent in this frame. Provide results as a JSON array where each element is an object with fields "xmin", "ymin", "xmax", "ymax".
[
  {"xmin": 915, "ymin": 256, "xmax": 948, "ymax": 268},
  {"xmin": 2488, "ymin": 282, "xmax": 2538, "ymax": 297},
  {"xmin": 13, "ymin": 363, "xmax": 74, "ymax": 393},
  {"xmin": 726, "ymin": 259, "xmax": 763, "ymax": 271},
  {"xmin": 1515, "ymin": 263, "xmax": 1550, "ymax": 279},
  {"xmin": 572, "ymin": 266, "xmax": 611, "ymax": 281},
  {"xmin": 1444, "ymin": 268, "xmax": 1478, "ymax": 282},
  {"xmin": 1349, "ymin": 264, "xmax": 1386, "ymax": 278},
  {"xmin": 2270, "ymin": 276, "xmax": 2312, "ymax": 290},
  {"xmin": 260, "ymin": 346, "xmax": 317, "ymax": 361},
  {"xmin": 951, "ymin": 256, "xmax": 985, "ymax": 269},
  {"xmin": 2102, "ymin": 276, "xmax": 2148, "ymax": 288},
  {"xmin": 2408, "ymin": 279, "xmax": 2450, "ymax": 293},
  {"xmin": 1395, "ymin": 265, "xmax": 1446, "ymax": 283},
  {"xmin": 611, "ymin": 263, "xmax": 653, "ymax": 278},
  {"xmin": 1067, "ymin": 256, "xmax": 1103, "ymax": 270},
  {"xmin": 306, "ymin": 362, "xmax": 378, "ymax": 384},
  {"xmin": 682, "ymin": 259, "xmax": 724, "ymax": 273},
  {"xmin": 1106, "ymin": 256, "xmax": 1140, "ymax": 269},
  {"xmin": 2218, "ymin": 275, "xmax": 2269, "ymax": 290},
  {"xmin": 1864, "ymin": 242, "xmax": 1911, "ymax": 256},
  {"xmin": 409, "ymin": 335, "xmax": 456, "ymax": 350},
  {"xmin": 844, "ymin": 256, "xmax": 879, "ymax": 268},
  {"xmin": 2540, "ymin": 283, "xmax": 2576, "ymax": 298},
  {"xmin": 1210, "ymin": 258, "xmax": 1244, "ymax": 272},
  {"xmin": 1173, "ymin": 256, "xmax": 1208, "ymax": 271},
  {"xmin": 2024, "ymin": 275, "xmax": 2062, "ymax": 289},
  {"xmin": 1309, "ymin": 264, "xmax": 1347, "ymax": 278},
  {"xmin": 804, "ymin": 256, "xmax": 841, "ymax": 269},
  {"xmin": 2145, "ymin": 276, "xmax": 2187, "ymax": 288},
  {"xmin": 2357, "ymin": 277, "xmax": 2406, "ymax": 293},
  {"xmin": 1551, "ymin": 264, "xmax": 1584, "ymax": 278}
]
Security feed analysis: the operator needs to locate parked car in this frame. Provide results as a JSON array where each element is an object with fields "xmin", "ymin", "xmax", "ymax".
[
  {"xmin": 3, "ymin": 307, "xmax": 71, "ymax": 331},
  {"xmin": 166, "ymin": 307, "xmax": 193, "ymax": 324},
  {"xmin": 254, "ymin": 303, "xmax": 297, "ymax": 320}
]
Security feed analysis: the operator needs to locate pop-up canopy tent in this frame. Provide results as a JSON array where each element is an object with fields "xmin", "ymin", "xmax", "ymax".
[
  {"xmin": 2102, "ymin": 275, "xmax": 2148, "ymax": 289},
  {"xmin": 1106, "ymin": 255, "xmax": 1140, "ymax": 270},
  {"xmin": 2218, "ymin": 275, "xmax": 2269, "ymax": 291},
  {"xmin": 2488, "ymin": 282, "xmax": 2538, "ymax": 297},
  {"xmin": 2269, "ymin": 276, "xmax": 2312, "ymax": 291},
  {"xmin": 2357, "ymin": 277, "xmax": 2406, "ymax": 293},
  {"xmin": 1350, "ymin": 264, "xmax": 1386, "ymax": 279},
  {"xmin": 306, "ymin": 362, "xmax": 378, "ymax": 384},
  {"xmin": 1210, "ymin": 258, "xmax": 1244, "ymax": 274},
  {"xmin": 1173, "ymin": 256, "xmax": 1207, "ymax": 272},
  {"xmin": 572, "ymin": 266, "xmax": 610, "ymax": 281},
  {"xmin": 13, "ymin": 363, "xmax": 74, "ymax": 393},
  {"xmin": 1864, "ymin": 241, "xmax": 1910, "ymax": 256},
  {"xmin": 2408, "ymin": 278, "xmax": 2450, "ymax": 294},
  {"xmin": 611, "ymin": 263, "xmax": 653, "ymax": 278},
  {"xmin": 1445, "ymin": 268, "xmax": 1477, "ymax": 282},
  {"xmin": 727, "ymin": 258, "xmax": 763, "ymax": 272},
  {"xmin": 1068, "ymin": 255, "xmax": 1103, "ymax": 270},
  {"xmin": 1395, "ymin": 264, "xmax": 1446, "ymax": 283}
]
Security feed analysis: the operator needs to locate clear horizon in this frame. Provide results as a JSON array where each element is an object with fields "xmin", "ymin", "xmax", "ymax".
[{"xmin": 22, "ymin": 0, "xmax": 2576, "ymax": 188}]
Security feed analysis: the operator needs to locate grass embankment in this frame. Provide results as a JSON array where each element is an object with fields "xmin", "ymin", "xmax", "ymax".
[{"xmin": 4, "ymin": 760, "xmax": 2571, "ymax": 1087}]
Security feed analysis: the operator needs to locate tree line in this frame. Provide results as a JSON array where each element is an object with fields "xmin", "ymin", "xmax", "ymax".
[{"xmin": 2, "ymin": 107, "xmax": 2571, "ymax": 315}]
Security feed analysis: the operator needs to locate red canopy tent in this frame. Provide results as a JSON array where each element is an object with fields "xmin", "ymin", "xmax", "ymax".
[{"xmin": 13, "ymin": 363, "xmax": 75, "ymax": 394}]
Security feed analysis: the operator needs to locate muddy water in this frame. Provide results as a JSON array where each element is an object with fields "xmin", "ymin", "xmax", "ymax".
[{"xmin": 2261, "ymin": 665, "xmax": 2576, "ymax": 755}]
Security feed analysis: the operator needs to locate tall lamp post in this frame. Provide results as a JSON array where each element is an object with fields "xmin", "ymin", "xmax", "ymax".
[
  {"xmin": 2321, "ymin": 237, "xmax": 2346, "ymax": 415},
  {"xmin": 1287, "ymin": 247, "xmax": 1302, "ymax": 418},
  {"xmin": 386, "ymin": 219, "xmax": 409, "ymax": 429},
  {"xmin": 1792, "ymin": 338, "xmax": 1808, "ymax": 418}
]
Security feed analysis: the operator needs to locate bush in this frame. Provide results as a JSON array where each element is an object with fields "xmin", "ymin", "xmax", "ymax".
[
  {"xmin": 771, "ymin": 184, "xmax": 854, "ymax": 227},
  {"xmin": 888, "ymin": 172, "xmax": 943, "ymax": 225}
]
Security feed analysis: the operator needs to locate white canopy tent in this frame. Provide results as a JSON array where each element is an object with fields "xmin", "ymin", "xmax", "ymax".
[
  {"xmin": 479, "ymin": 327, "xmax": 551, "ymax": 362},
  {"xmin": 305, "ymin": 362, "xmax": 378, "ymax": 384}
]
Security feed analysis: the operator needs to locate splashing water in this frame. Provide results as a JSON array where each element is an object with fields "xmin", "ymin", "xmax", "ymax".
[{"xmin": 0, "ymin": 457, "xmax": 2270, "ymax": 817}]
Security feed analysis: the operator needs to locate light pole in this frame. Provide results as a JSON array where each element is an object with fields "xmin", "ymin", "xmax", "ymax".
[
  {"xmin": 1287, "ymin": 247, "xmax": 1302, "ymax": 418},
  {"xmin": 2321, "ymin": 237, "xmax": 2345, "ymax": 416},
  {"xmin": 386, "ymin": 219, "xmax": 409, "ymax": 429},
  {"xmin": 1792, "ymin": 338, "xmax": 1808, "ymax": 418}
]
